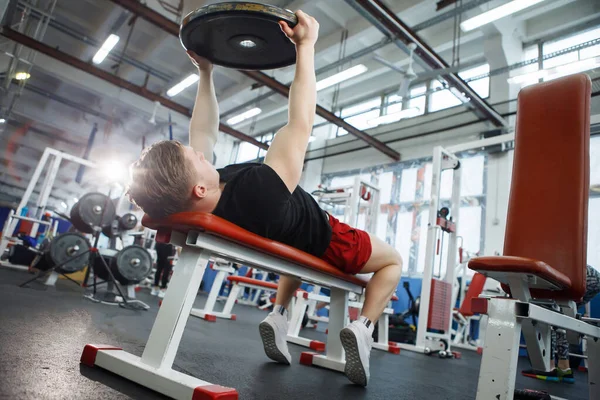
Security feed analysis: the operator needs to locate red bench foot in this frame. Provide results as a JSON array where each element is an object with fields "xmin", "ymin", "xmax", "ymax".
[
  {"xmin": 231, "ymin": 314, "xmax": 237, "ymax": 321},
  {"xmin": 80, "ymin": 344, "xmax": 122, "ymax": 367},
  {"xmin": 389, "ymin": 346, "xmax": 400, "ymax": 354},
  {"xmin": 193, "ymin": 384, "xmax": 238, "ymax": 400},
  {"xmin": 204, "ymin": 314, "xmax": 217, "ymax": 322},
  {"xmin": 452, "ymin": 351, "xmax": 462, "ymax": 359},
  {"xmin": 309, "ymin": 340, "xmax": 326, "ymax": 352},
  {"xmin": 299, "ymin": 352, "xmax": 318, "ymax": 366}
]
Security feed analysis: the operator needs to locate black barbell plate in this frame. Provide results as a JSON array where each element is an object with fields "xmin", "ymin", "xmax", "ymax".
[
  {"xmin": 48, "ymin": 233, "xmax": 90, "ymax": 273},
  {"xmin": 180, "ymin": 2, "xmax": 298, "ymax": 70},
  {"xmin": 70, "ymin": 193, "xmax": 116, "ymax": 233},
  {"xmin": 114, "ymin": 245, "xmax": 153, "ymax": 284}
]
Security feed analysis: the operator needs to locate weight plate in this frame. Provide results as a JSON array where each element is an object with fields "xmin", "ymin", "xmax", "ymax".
[
  {"xmin": 180, "ymin": 2, "xmax": 298, "ymax": 70},
  {"xmin": 114, "ymin": 245, "xmax": 153, "ymax": 284},
  {"xmin": 119, "ymin": 213, "xmax": 138, "ymax": 231},
  {"xmin": 70, "ymin": 192, "xmax": 116, "ymax": 233},
  {"xmin": 102, "ymin": 217, "xmax": 121, "ymax": 238},
  {"xmin": 48, "ymin": 233, "xmax": 90, "ymax": 273},
  {"xmin": 92, "ymin": 249, "xmax": 118, "ymax": 281}
]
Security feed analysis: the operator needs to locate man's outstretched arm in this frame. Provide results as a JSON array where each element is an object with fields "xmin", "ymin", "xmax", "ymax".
[
  {"xmin": 265, "ymin": 11, "xmax": 319, "ymax": 193},
  {"xmin": 187, "ymin": 52, "xmax": 219, "ymax": 161}
]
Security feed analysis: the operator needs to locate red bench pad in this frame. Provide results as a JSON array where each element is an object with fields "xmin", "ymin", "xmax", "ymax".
[
  {"xmin": 143, "ymin": 212, "xmax": 368, "ymax": 288},
  {"xmin": 227, "ymin": 276, "xmax": 278, "ymax": 290},
  {"xmin": 468, "ymin": 256, "xmax": 572, "ymax": 292}
]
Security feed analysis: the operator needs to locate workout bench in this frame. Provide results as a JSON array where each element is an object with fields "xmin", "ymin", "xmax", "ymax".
[
  {"xmin": 467, "ymin": 74, "xmax": 599, "ymax": 400},
  {"xmin": 81, "ymin": 212, "xmax": 370, "ymax": 399}
]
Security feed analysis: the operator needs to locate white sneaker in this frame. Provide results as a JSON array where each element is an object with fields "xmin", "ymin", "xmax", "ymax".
[
  {"xmin": 158, "ymin": 289, "xmax": 166, "ymax": 298},
  {"xmin": 340, "ymin": 320, "xmax": 373, "ymax": 386},
  {"xmin": 259, "ymin": 311, "xmax": 292, "ymax": 365},
  {"xmin": 150, "ymin": 287, "xmax": 160, "ymax": 296}
]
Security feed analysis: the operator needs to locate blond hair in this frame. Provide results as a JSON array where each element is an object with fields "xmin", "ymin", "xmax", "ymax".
[{"xmin": 127, "ymin": 140, "xmax": 195, "ymax": 219}]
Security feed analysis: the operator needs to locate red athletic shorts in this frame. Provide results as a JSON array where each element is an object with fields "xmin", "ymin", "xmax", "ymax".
[{"xmin": 320, "ymin": 213, "xmax": 372, "ymax": 275}]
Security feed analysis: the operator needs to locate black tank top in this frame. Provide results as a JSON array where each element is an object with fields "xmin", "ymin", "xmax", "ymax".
[{"xmin": 212, "ymin": 163, "xmax": 332, "ymax": 257}]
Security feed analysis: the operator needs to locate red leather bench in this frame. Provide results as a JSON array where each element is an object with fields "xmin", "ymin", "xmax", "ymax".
[
  {"xmin": 143, "ymin": 212, "xmax": 369, "ymax": 290},
  {"xmin": 466, "ymin": 74, "xmax": 599, "ymax": 400}
]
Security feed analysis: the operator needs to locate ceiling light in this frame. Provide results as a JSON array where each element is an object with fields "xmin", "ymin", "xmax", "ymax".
[
  {"xmin": 316, "ymin": 64, "xmax": 368, "ymax": 91},
  {"xmin": 60, "ymin": 202, "xmax": 67, "ymax": 209},
  {"xmin": 101, "ymin": 160, "xmax": 128, "ymax": 182},
  {"xmin": 367, "ymin": 107, "xmax": 421, "ymax": 126},
  {"xmin": 15, "ymin": 72, "xmax": 30, "ymax": 80},
  {"xmin": 73, "ymin": 197, "xmax": 79, "ymax": 203},
  {"xmin": 553, "ymin": 57, "xmax": 600, "ymax": 76},
  {"xmin": 92, "ymin": 34, "xmax": 120, "ymax": 65},
  {"xmin": 461, "ymin": 0, "xmax": 545, "ymax": 32},
  {"xmin": 507, "ymin": 69, "xmax": 548, "ymax": 84},
  {"xmin": 167, "ymin": 74, "xmax": 199, "ymax": 97},
  {"xmin": 226, "ymin": 107, "xmax": 262, "ymax": 125},
  {"xmin": 508, "ymin": 57, "xmax": 600, "ymax": 84},
  {"xmin": 0, "ymin": 118, "xmax": 5, "ymax": 124}
]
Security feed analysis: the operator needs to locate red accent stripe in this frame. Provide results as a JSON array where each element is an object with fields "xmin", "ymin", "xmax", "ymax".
[
  {"xmin": 471, "ymin": 298, "xmax": 488, "ymax": 314},
  {"xmin": 192, "ymin": 384, "xmax": 238, "ymax": 400},
  {"xmin": 80, "ymin": 344, "xmax": 122, "ymax": 367},
  {"xmin": 309, "ymin": 341, "xmax": 326, "ymax": 352},
  {"xmin": 299, "ymin": 352, "xmax": 317, "ymax": 366}
]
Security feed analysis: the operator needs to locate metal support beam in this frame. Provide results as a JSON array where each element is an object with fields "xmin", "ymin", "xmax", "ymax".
[
  {"xmin": 0, "ymin": 27, "xmax": 268, "ymax": 150},
  {"xmin": 347, "ymin": 0, "xmax": 506, "ymax": 128},
  {"xmin": 107, "ymin": 0, "xmax": 400, "ymax": 160}
]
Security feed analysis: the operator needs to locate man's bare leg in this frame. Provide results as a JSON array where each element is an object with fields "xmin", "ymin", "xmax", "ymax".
[
  {"xmin": 340, "ymin": 233, "xmax": 402, "ymax": 387},
  {"xmin": 274, "ymin": 275, "xmax": 302, "ymax": 309}
]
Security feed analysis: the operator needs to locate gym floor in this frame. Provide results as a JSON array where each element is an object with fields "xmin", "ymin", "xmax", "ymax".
[{"xmin": 0, "ymin": 267, "xmax": 589, "ymax": 400}]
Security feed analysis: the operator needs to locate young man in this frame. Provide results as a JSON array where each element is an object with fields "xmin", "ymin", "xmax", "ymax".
[{"xmin": 127, "ymin": 11, "xmax": 402, "ymax": 386}]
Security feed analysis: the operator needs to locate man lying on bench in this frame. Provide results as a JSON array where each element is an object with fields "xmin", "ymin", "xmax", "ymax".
[{"xmin": 127, "ymin": 10, "xmax": 402, "ymax": 387}]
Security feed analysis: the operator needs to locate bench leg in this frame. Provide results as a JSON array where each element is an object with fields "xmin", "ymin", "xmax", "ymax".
[
  {"xmin": 190, "ymin": 269, "xmax": 231, "ymax": 321},
  {"xmin": 372, "ymin": 313, "xmax": 400, "ymax": 354},
  {"xmin": 300, "ymin": 287, "xmax": 348, "ymax": 372},
  {"xmin": 287, "ymin": 292, "xmax": 326, "ymax": 352},
  {"xmin": 588, "ymin": 336, "xmax": 600, "ymax": 400},
  {"xmin": 221, "ymin": 283, "xmax": 242, "ymax": 316},
  {"xmin": 81, "ymin": 242, "xmax": 238, "ymax": 399},
  {"xmin": 475, "ymin": 298, "xmax": 521, "ymax": 400}
]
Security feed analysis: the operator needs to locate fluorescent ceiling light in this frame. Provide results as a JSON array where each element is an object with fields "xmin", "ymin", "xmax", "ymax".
[
  {"xmin": 167, "ymin": 74, "xmax": 199, "ymax": 97},
  {"xmin": 508, "ymin": 56, "xmax": 600, "ymax": 84},
  {"xmin": 316, "ymin": 64, "xmax": 368, "ymax": 91},
  {"xmin": 15, "ymin": 72, "xmax": 30, "ymax": 80},
  {"xmin": 0, "ymin": 118, "xmax": 5, "ymax": 124},
  {"xmin": 367, "ymin": 107, "xmax": 421, "ymax": 126},
  {"xmin": 507, "ymin": 69, "xmax": 548, "ymax": 84},
  {"xmin": 92, "ymin": 34, "xmax": 120, "ymax": 64},
  {"xmin": 554, "ymin": 57, "xmax": 600, "ymax": 75},
  {"xmin": 226, "ymin": 107, "xmax": 262, "ymax": 125},
  {"xmin": 461, "ymin": 0, "xmax": 545, "ymax": 32}
]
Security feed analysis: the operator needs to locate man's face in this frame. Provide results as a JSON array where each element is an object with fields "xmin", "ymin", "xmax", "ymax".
[{"xmin": 183, "ymin": 145, "xmax": 219, "ymax": 189}]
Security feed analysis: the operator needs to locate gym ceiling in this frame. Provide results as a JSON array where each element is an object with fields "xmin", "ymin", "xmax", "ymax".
[{"xmin": 0, "ymin": 0, "xmax": 599, "ymax": 208}]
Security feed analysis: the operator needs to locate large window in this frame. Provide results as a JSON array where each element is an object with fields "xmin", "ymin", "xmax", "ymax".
[
  {"xmin": 460, "ymin": 64, "xmax": 490, "ymax": 98},
  {"xmin": 337, "ymin": 97, "xmax": 382, "ymax": 137},
  {"xmin": 408, "ymin": 86, "xmax": 426, "ymax": 117},
  {"xmin": 235, "ymin": 133, "xmax": 272, "ymax": 163},
  {"xmin": 429, "ymin": 80, "xmax": 462, "ymax": 113},
  {"xmin": 321, "ymin": 153, "xmax": 487, "ymax": 277}
]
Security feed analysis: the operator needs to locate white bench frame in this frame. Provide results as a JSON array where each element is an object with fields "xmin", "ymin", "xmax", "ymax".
[
  {"xmin": 472, "ymin": 271, "xmax": 600, "ymax": 400},
  {"xmin": 190, "ymin": 262, "xmax": 236, "ymax": 321},
  {"xmin": 83, "ymin": 228, "xmax": 367, "ymax": 399},
  {"xmin": 287, "ymin": 290, "xmax": 399, "ymax": 354}
]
